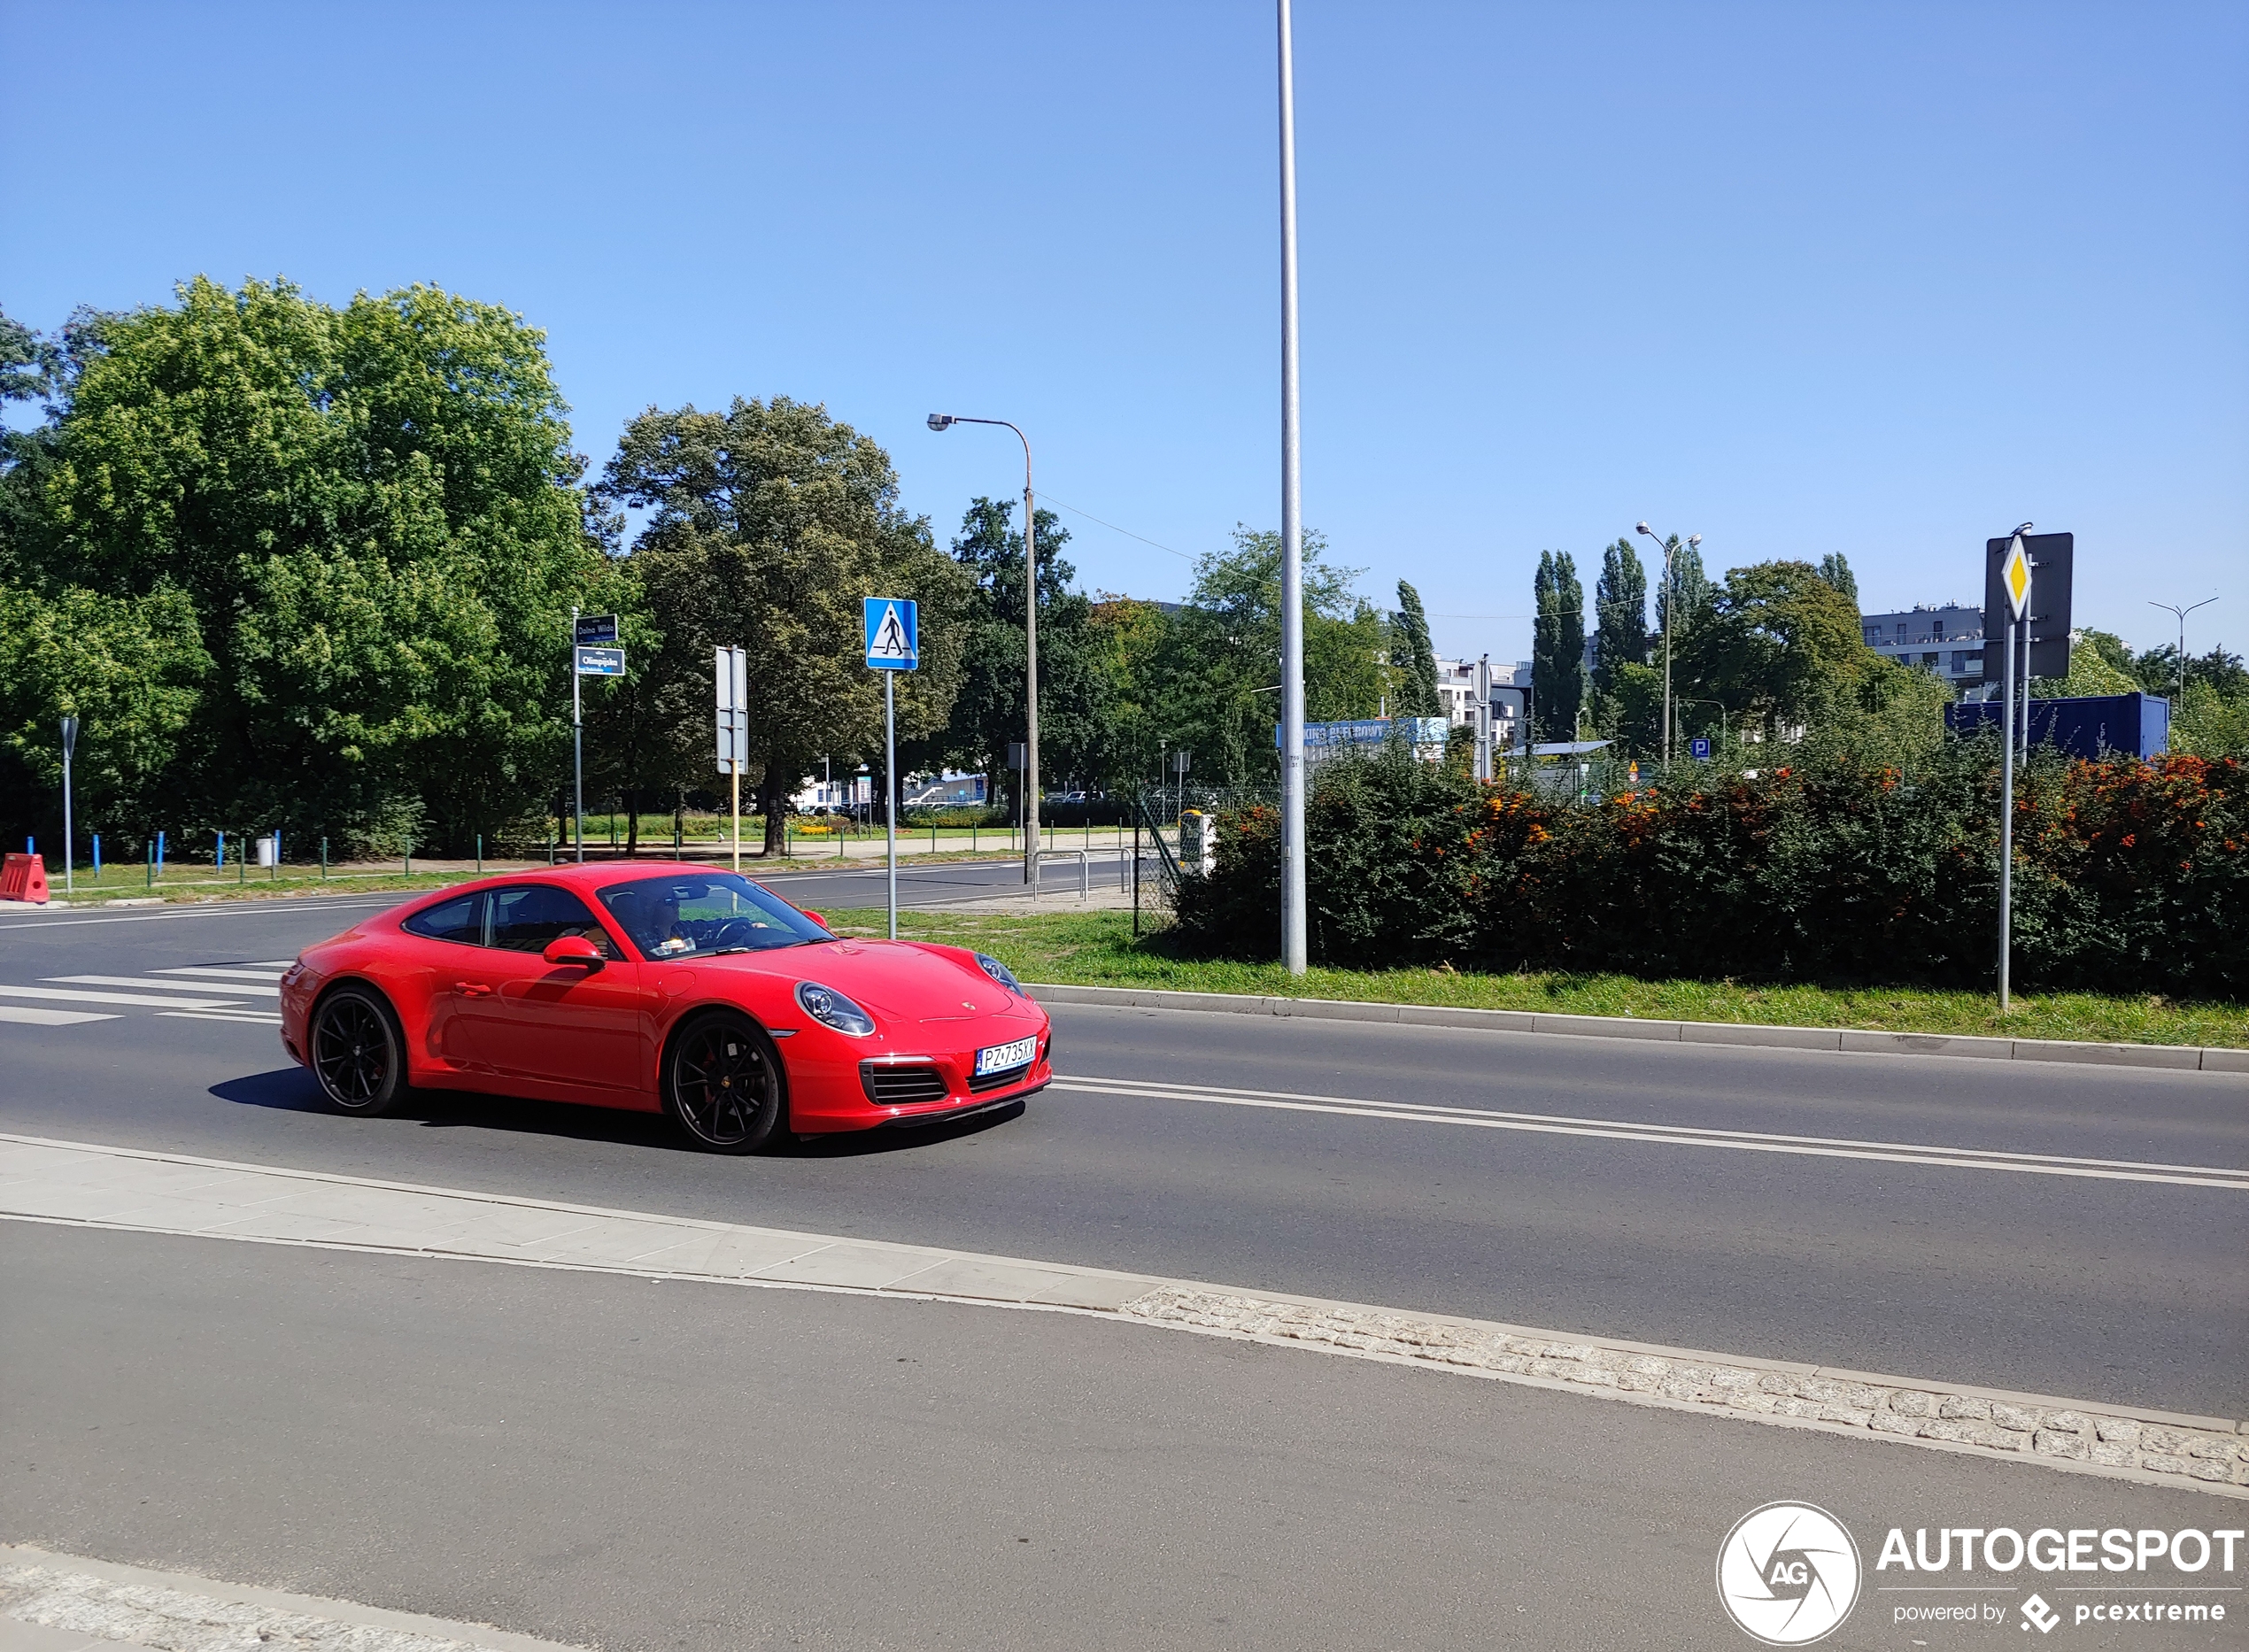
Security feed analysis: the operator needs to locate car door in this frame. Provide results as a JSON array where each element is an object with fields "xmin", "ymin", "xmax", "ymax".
[
  {"xmin": 463, "ymin": 884, "xmax": 650, "ymax": 1097},
  {"xmin": 400, "ymin": 889, "xmax": 492, "ymax": 1071}
]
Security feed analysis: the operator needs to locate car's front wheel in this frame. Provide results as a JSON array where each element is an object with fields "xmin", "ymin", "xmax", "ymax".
[
  {"xmin": 310, "ymin": 984, "xmax": 409, "ymax": 1117},
  {"xmin": 664, "ymin": 1012, "xmax": 786, "ymax": 1154}
]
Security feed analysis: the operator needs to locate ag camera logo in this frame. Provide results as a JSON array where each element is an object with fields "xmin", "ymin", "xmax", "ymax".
[{"xmin": 1717, "ymin": 1501, "xmax": 1862, "ymax": 1644}]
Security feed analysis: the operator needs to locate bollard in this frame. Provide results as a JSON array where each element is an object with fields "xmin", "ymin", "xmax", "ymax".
[
  {"xmin": 475, "ymin": 833, "xmax": 483, "ymax": 876},
  {"xmin": 92, "ymin": 833, "xmax": 101, "ymax": 883},
  {"xmin": 321, "ymin": 838, "xmax": 328, "ymax": 879},
  {"xmin": 217, "ymin": 829, "xmax": 225, "ymax": 869}
]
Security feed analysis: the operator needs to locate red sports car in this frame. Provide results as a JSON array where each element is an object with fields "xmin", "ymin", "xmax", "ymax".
[{"xmin": 276, "ymin": 863, "xmax": 1050, "ymax": 1152}]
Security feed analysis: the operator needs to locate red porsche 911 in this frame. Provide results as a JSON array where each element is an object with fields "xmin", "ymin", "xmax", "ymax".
[{"xmin": 275, "ymin": 864, "xmax": 1050, "ymax": 1152}]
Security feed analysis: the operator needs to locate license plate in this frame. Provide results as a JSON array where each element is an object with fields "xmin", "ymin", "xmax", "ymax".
[{"xmin": 975, "ymin": 1036, "xmax": 1039, "ymax": 1077}]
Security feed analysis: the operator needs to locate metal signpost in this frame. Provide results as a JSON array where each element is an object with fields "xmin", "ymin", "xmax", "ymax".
[
  {"xmin": 1996, "ymin": 533, "xmax": 2033, "ymax": 1011},
  {"xmin": 715, "ymin": 645, "xmax": 748, "ymax": 871},
  {"xmin": 570, "ymin": 612, "xmax": 623, "ymax": 863},
  {"xmin": 864, "ymin": 598, "xmax": 919, "ymax": 939},
  {"xmin": 60, "ymin": 715, "xmax": 78, "ymax": 892}
]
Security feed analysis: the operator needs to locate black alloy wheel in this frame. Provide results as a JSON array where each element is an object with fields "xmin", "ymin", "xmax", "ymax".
[
  {"xmin": 665, "ymin": 1013, "xmax": 786, "ymax": 1154},
  {"xmin": 310, "ymin": 985, "xmax": 408, "ymax": 1116}
]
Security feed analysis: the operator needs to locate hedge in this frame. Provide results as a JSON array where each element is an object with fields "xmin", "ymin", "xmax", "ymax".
[{"xmin": 1171, "ymin": 742, "xmax": 2249, "ymax": 996}]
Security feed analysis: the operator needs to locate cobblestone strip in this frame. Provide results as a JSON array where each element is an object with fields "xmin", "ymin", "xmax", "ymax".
[{"xmin": 1119, "ymin": 1287, "xmax": 2249, "ymax": 1498}]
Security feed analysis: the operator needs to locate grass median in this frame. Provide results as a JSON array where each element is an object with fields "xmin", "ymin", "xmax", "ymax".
[{"xmin": 821, "ymin": 906, "xmax": 2249, "ymax": 1050}]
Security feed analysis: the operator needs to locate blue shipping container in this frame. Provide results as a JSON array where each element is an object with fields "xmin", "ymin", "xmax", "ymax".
[{"xmin": 1944, "ymin": 691, "xmax": 2169, "ymax": 759}]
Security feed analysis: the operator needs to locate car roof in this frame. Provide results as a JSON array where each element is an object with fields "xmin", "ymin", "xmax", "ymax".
[{"xmin": 410, "ymin": 861, "xmax": 762, "ymax": 902}]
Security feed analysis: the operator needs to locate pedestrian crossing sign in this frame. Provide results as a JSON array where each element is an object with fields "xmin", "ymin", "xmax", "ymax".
[{"xmin": 863, "ymin": 598, "xmax": 918, "ymax": 670}]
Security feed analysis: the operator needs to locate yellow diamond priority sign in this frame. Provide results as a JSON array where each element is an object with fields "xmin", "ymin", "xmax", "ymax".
[{"xmin": 2001, "ymin": 535, "xmax": 2033, "ymax": 621}]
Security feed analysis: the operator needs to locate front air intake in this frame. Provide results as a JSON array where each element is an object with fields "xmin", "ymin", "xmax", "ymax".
[{"xmin": 860, "ymin": 1063, "xmax": 949, "ymax": 1104}]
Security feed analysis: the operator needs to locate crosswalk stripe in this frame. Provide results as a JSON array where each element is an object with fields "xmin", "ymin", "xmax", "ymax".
[
  {"xmin": 0, "ymin": 984, "xmax": 245, "ymax": 1010},
  {"xmin": 0, "ymin": 1006, "xmax": 119, "ymax": 1026},
  {"xmin": 158, "ymin": 1009, "xmax": 285, "ymax": 1025},
  {"xmin": 152, "ymin": 966, "xmax": 288, "ymax": 982},
  {"xmin": 49, "ymin": 974, "xmax": 283, "ymax": 997}
]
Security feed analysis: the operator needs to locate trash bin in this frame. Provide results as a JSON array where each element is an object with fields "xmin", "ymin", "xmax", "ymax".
[
  {"xmin": 257, "ymin": 834, "xmax": 279, "ymax": 868},
  {"xmin": 1178, "ymin": 809, "xmax": 1216, "ymax": 876}
]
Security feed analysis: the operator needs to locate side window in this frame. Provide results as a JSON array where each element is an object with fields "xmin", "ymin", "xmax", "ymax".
[
  {"xmin": 401, "ymin": 892, "xmax": 485, "ymax": 946},
  {"xmin": 487, "ymin": 885, "xmax": 618, "ymax": 958}
]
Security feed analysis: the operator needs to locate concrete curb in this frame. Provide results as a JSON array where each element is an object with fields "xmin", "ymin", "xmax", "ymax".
[
  {"xmin": 1024, "ymin": 982, "xmax": 2249, "ymax": 1073},
  {"xmin": 4, "ymin": 1132, "xmax": 2243, "ymax": 1501}
]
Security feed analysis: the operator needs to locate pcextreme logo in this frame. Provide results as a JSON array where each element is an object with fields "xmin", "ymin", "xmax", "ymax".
[{"xmin": 1717, "ymin": 1501, "xmax": 1863, "ymax": 1645}]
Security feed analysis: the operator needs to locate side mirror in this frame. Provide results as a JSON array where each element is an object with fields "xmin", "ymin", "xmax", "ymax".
[
  {"xmin": 543, "ymin": 934, "xmax": 606, "ymax": 971},
  {"xmin": 800, "ymin": 909, "xmax": 827, "ymax": 929}
]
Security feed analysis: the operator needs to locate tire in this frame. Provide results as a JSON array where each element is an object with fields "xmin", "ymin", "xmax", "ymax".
[
  {"xmin": 663, "ymin": 1012, "xmax": 787, "ymax": 1154},
  {"xmin": 310, "ymin": 984, "xmax": 410, "ymax": 1117}
]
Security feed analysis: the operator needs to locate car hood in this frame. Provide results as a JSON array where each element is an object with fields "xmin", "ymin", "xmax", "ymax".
[{"xmin": 710, "ymin": 939, "xmax": 1032, "ymax": 1024}]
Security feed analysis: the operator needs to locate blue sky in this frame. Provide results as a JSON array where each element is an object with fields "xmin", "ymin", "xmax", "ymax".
[{"xmin": 4, "ymin": 2, "xmax": 2243, "ymax": 664}]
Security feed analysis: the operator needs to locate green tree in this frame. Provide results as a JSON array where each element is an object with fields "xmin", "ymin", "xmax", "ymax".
[
  {"xmin": 936, "ymin": 498, "xmax": 1106, "ymax": 809},
  {"xmin": 1677, "ymin": 560, "xmax": 1875, "ymax": 741},
  {"xmin": 1086, "ymin": 594, "xmax": 1173, "ymax": 792},
  {"xmin": 1532, "ymin": 550, "xmax": 1586, "ymax": 742},
  {"xmin": 22, "ymin": 277, "xmax": 601, "ymax": 853},
  {"xmin": 1815, "ymin": 552, "xmax": 1859, "ymax": 606},
  {"xmin": 1390, "ymin": 579, "xmax": 1441, "ymax": 715},
  {"xmin": 1149, "ymin": 527, "xmax": 1380, "ymax": 786},
  {"xmin": 596, "ymin": 397, "xmax": 967, "ymax": 853},
  {"xmin": 1593, "ymin": 538, "xmax": 1648, "ymax": 696},
  {"xmin": 1654, "ymin": 534, "xmax": 1713, "ymax": 642}
]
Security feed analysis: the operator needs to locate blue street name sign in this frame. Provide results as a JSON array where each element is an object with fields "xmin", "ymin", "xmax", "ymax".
[
  {"xmin": 863, "ymin": 598, "xmax": 918, "ymax": 670},
  {"xmin": 1690, "ymin": 737, "xmax": 1712, "ymax": 760},
  {"xmin": 576, "ymin": 645, "xmax": 626, "ymax": 677},
  {"xmin": 574, "ymin": 614, "xmax": 620, "ymax": 646}
]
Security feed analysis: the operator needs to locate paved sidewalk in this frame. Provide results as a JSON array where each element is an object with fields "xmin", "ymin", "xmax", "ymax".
[
  {"xmin": 0, "ymin": 1547, "xmax": 583, "ymax": 1652},
  {"xmin": 4, "ymin": 1132, "xmax": 2243, "ymax": 1499}
]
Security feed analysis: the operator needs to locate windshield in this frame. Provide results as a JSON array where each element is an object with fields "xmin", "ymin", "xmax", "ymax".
[{"xmin": 597, "ymin": 873, "xmax": 831, "ymax": 960}]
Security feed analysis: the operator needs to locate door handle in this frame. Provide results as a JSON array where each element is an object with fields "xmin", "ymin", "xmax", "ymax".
[{"xmin": 453, "ymin": 982, "xmax": 494, "ymax": 998}]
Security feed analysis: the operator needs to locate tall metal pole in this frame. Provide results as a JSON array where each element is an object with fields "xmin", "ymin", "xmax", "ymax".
[
  {"xmin": 1998, "ymin": 608, "xmax": 2017, "ymax": 1011},
  {"xmin": 1663, "ymin": 547, "xmax": 1674, "ymax": 764},
  {"xmin": 570, "ymin": 606, "xmax": 584, "ymax": 863},
  {"xmin": 1023, "ymin": 444, "xmax": 1040, "ymax": 896},
  {"xmin": 885, "ymin": 670, "xmax": 899, "ymax": 939},
  {"xmin": 1277, "ymin": 0, "xmax": 1308, "ymax": 976}
]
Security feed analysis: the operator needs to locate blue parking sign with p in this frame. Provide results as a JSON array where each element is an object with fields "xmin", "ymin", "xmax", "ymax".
[
  {"xmin": 1690, "ymin": 737, "xmax": 1712, "ymax": 760},
  {"xmin": 863, "ymin": 598, "xmax": 917, "ymax": 670}
]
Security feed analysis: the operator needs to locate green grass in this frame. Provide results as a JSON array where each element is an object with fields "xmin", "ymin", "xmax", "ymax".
[
  {"xmin": 820, "ymin": 907, "xmax": 2249, "ymax": 1050},
  {"xmin": 44, "ymin": 868, "xmax": 490, "ymax": 907}
]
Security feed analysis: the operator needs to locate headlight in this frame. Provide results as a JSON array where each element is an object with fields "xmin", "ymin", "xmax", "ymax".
[
  {"xmin": 974, "ymin": 953, "xmax": 1022, "ymax": 993},
  {"xmin": 795, "ymin": 981, "xmax": 876, "ymax": 1037}
]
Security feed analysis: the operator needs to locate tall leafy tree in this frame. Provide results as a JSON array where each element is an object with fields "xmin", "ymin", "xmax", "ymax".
[
  {"xmin": 1593, "ymin": 539, "xmax": 1648, "ymax": 696},
  {"xmin": 1532, "ymin": 550, "xmax": 1586, "ymax": 743},
  {"xmin": 1676, "ymin": 560, "xmax": 1874, "ymax": 740},
  {"xmin": 935, "ymin": 498, "xmax": 1106, "ymax": 810},
  {"xmin": 1152, "ymin": 527, "xmax": 1382, "ymax": 786},
  {"xmin": 596, "ymin": 397, "xmax": 967, "ymax": 853},
  {"xmin": 1390, "ymin": 580, "xmax": 1441, "ymax": 716},
  {"xmin": 22, "ymin": 276, "xmax": 601, "ymax": 853},
  {"xmin": 1815, "ymin": 552, "xmax": 1860, "ymax": 607},
  {"xmin": 1654, "ymin": 534, "xmax": 1713, "ymax": 641}
]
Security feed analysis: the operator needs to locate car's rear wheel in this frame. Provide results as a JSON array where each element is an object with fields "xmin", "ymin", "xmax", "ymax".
[
  {"xmin": 310, "ymin": 984, "xmax": 408, "ymax": 1117},
  {"xmin": 665, "ymin": 1012, "xmax": 786, "ymax": 1154}
]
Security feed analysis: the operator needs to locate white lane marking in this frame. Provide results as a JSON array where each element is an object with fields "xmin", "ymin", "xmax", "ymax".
[
  {"xmin": 47, "ymin": 974, "xmax": 284, "ymax": 996},
  {"xmin": 1076, "ymin": 1075, "xmax": 2241, "ymax": 1176},
  {"xmin": 0, "ymin": 1006, "xmax": 118, "ymax": 1026},
  {"xmin": 0, "ymin": 984, "xmax": 245, "ymax": 1010},
  {"xmin": 242, "ymin": 959, "xmax": 300, "ymax": 967},
  {"xmin": 152, "ymin": 965, "xmax": 289, "ymax": 981},
  {"xmin": 158, "ymin": 1009, "xmax": 286, "ymax": 1025},
  {"xmin": 1052, "ymin": 1077, "xmax": 2249, "ymax": 1191}
]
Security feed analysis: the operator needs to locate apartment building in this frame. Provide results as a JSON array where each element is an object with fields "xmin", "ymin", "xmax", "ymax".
[{"xmin": 1861, "ymin": 602, "xmax": 1986, "ymax": 690}]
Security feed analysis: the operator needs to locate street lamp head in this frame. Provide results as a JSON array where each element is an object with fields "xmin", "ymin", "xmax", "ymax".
[
  {"xmin": 1635, "ymin": 522, "xmax": 1653, "ymax": 537},
  {"xmin": 1688, "ymin": 534, "xmax": 1701, "ymax": 547},
  {"xmin": 926, "ymin": 414, "xmax": 955, "ymax": 432}
]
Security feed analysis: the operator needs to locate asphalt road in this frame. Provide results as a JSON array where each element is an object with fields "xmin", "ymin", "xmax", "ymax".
[
  {"xmin": 0, "ymin": 895, "xmax": 2243, "ymax": 1417},
  {"xmin": 3, "ymin": 1224, "xmax": 2231, "ymax": 1652}
]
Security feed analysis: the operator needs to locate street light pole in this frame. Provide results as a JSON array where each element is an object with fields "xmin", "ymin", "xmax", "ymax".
[
  {"xmin": 930, "ymin": 414, "xmax": 1039, "ymax": 892},
  {"xmin": 1636, "ymin": 524, "xmax": 1699, "ymax": 765},
  {"xmin": 570, "ymin": 605, "xmax": 584, "ymax": 864},
  {"xmin": 2147, "ymin": 597, "xmax": 2218, "ymax": 702},
  {"xmin": 1277, "ymin": 0, "xmax": 1308, "ymax": 975}
]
